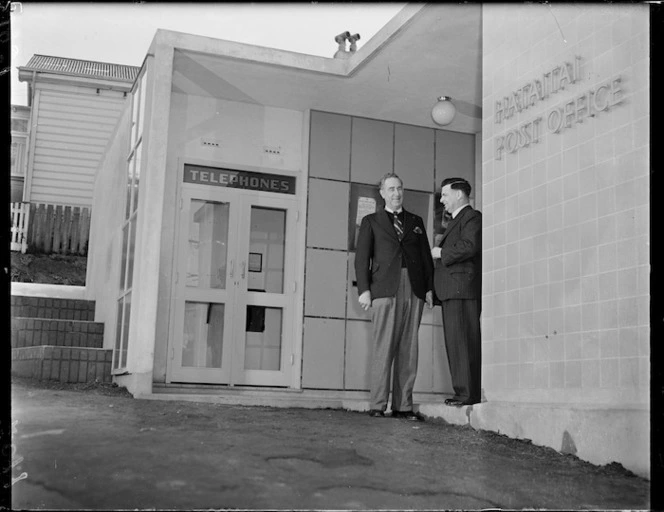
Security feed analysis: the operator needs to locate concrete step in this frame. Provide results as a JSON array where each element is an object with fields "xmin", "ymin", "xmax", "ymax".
[
  {"xmin": 11, "ymin": 295, "xmax": 96, "ymax": 321},
  {"xmin": 148, "ymin": 385, "xmax": 465, "ymax": 422},
  {"xmin": 11, "ymin": 317, "xmax": 104, "ymax": 349},
  {"xmin": 11, "ymin": 346, "xmax": 113, "ymax": 384}
]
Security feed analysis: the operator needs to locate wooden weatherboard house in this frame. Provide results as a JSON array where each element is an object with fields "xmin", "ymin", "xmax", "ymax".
[{"xmin": 17, "ymin": 55, "xmax": 140, "ymax": 209}]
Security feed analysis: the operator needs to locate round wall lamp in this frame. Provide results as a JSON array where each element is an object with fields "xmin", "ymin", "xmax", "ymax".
[{"xmin": 431, "ymin": 96, "xmax": 456, "ymax": 126}]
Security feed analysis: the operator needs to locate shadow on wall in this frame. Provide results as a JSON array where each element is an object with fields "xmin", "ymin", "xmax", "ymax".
[{"xmin": 561, "ymin": 430, "xmax": 578, "ymax": 456}]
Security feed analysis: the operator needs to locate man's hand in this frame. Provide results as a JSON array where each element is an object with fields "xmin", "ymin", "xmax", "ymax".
[
  {"xmin": 425, "ymin": 290, "xmax": 434, "ymax": 309},
  {"xmin": 431, "ymin": 247, "xmax": 442, "ymax": 259},
  {"xmin": 358, "ymin": 290, "xmax": 372, "ymax": 311}
]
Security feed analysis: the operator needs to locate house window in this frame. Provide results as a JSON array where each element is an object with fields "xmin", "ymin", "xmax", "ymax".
[
  {"xmin": 11, "ymin": 136, "xmax": 27, "ymax": 177},
  {"xmin": 10, "ymin": 134, "xmax": 27, "ymax": 203},
  {"xmin": 114, "ymin": 67, "xmax": 148, "ymax": 372},
  {"xmin": 11, "ymin": 118, "xmax": 28, "ymax": 133}
]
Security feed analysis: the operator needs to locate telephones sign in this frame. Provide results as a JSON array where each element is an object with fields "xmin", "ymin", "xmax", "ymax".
[{"xmin": 184, "ymin": 164, "xmax": 296, "ymax": 194}]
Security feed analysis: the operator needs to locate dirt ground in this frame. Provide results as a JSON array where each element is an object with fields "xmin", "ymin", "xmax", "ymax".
[
  {"xmin": 9, "ymin": 375, "xmax": 132, "ymax": 397},
  {"xmin": 10, "ymin": 252, "xmax": 87, "ymax": 286},
  {"xmin": 7, "ymin": 376, "xmax": 651, "ymax": 510}
]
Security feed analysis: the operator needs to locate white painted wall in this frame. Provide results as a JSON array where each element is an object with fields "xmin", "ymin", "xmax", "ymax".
[{"xmin": 86, "ymin": 104, "xmax": 131, "ymax": 349}]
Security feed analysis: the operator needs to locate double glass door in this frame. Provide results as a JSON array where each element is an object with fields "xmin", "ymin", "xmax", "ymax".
[{"xmin": 167, "ymin": 187, "xmax": 297, "ymax": 386}]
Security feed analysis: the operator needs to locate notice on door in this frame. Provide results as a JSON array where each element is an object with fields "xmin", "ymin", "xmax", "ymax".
[{"xmin": 184, "ymin": 164, "xmax": 296, "ymax": 195}]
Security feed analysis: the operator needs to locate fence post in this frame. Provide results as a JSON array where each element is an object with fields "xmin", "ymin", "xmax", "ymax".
[
  {"xmin": 45, "ymin": 204, "xmax": 55, "ymax": 254},
  {"xmin": 62, "ymin": 206, "xmax": 72, "ymax": 255},
  {"xmin": 29, "ymin": 203, "xmax": 37, "ymax": 251},
  {"xmin": 27, "ymin": 203, "xmax": 36, "ymax": 250},
  {"xmin": 35, "ymin": 204, "xmax": 46, "ymax": 253},
  {"xmin": 21, "ymin": 204, "xmax": 29, "ymax": 253},
  {"xmin": 79, "ymin": 207, "xmax": 90, "ymax": 255},
  {"xmin": 71, "ymin": 207, "xmax": 81, "ymax": 254},
  {"xmin": 52, "ymin": 205, "xmax": 63, "ymax": 254}
]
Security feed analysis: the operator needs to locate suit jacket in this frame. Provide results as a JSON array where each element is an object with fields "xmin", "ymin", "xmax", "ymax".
[
  {"xmin": 433, "ymin": 205, "xmax": 482, "ymax": 301},
  {"xmin": 355, "ymin": 209, "xmax": 434, "ymax": 301}
]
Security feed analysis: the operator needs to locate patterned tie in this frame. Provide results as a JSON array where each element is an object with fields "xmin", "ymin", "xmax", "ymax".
[{"xmin": 393, "ymin": 211, "xmax": 404, "ymax": 240}]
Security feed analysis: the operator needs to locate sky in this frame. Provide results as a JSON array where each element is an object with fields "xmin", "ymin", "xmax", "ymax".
[{"xmin": 10, "ymin": 2, "xmax": 406, "ymax": 106}]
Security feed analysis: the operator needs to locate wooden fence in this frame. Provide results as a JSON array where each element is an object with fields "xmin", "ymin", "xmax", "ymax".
[
  {"xmin": 12, "ymin": 202, "xmax": 91, "ymax": 255},
  {"xmin": 10, "ymin": 202, "xmax": 30, "ymax": 253}
]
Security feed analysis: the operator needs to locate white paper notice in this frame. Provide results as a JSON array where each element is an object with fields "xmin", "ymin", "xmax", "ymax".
[{"xmin": 356, "ymin": 197, "xmax": 377, "ymax": 225}]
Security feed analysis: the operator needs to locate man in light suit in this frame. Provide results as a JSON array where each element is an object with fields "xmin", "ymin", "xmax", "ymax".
[
  {"xmin": 431, "ymin": 177, "xmax": 482, "ymax": 406},
  {"xmin": 355, "ymin": 173, "xmax": 434, "ymax": 421}
]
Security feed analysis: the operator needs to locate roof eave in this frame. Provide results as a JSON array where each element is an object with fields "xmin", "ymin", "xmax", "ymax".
[
  {"xmin": 150, "ymin": 4, "xmax": 426, "ymax": 79},
  {"xmin": 153, "ymin": 28, "xmax": 350, "ymax": 77},
  {"xmin": 19, "ymin": 66, "xmax": 135, "ymax": 83},
  {"xmin": 17, "ymin": 69, "xmax": 135, "ymax": 92}
]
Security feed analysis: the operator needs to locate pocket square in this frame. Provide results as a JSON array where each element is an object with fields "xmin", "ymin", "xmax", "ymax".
[{"xmin": 413, "ymin": 226, "xmax": 423, "ymax": 234}]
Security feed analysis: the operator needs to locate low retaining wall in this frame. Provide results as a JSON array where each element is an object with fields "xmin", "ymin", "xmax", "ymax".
[
  {"xmin": 11, "ymin": 283, "xmax": 87, "ymax": 300},
  {"xmin": 12, "ymin": 346, "xmax": 112, "ymax": 383},
  {"xmin": 12, "ymin": 318, "xmax": 103, "ymax": 348}
]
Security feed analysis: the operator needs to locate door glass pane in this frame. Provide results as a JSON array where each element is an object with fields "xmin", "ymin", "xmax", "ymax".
[
  {"xmin": 120, "ymin": 224, "xmax": 129, "ymax": 289},
  {"xmin": 120, "ymin": 293, "xmax": 131, "ymax": 368},
  {"xmin": 113, "ymin": 298, "xmax": 124, "ymax": 370},
  {"xmin": 248, "ymin": 207, "xmax": 285, "ymax": 294},
  {"xmin": 182, "ymin": 302, "xmax": 224, "ymax": 368},
  {"xmin": 125, "ymin": 154, "xmax": 134, "ymax": 220},
  {"xmin": 244, "ymin": 306, "xmax": 282, "ymax": 371},
  {"xmin": 126, "ymin": 218, "xmax": 137, "ymax": 290},
  {"xmin": 187, "ymin": 200, "xmax": 230, "ymax": 289},
  {"xmin": 130, "ymin": 89, "xmax": 139, "ymax": 145},
  {"xmin": 132, "ymin": 142, "xmax": 142, "ymax": 214}
]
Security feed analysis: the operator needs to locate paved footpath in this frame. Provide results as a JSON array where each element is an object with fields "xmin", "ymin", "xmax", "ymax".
[{"xmin": 8, "ymin": 379, "xmax": 650, "ymax": 510}]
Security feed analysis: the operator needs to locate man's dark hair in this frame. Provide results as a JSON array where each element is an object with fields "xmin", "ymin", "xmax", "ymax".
[{"xmin": 441, "ymin": 177, "xmax": 471, "ymax": 197}]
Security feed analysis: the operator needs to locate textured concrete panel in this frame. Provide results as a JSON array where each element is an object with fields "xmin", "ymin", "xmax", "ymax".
[
  {"xmin": 344, "ymin": 320, "xmax": 373, "ymax": 391},
  {"xmin": 306, "ymin": 179, "xmax": 349, "ymax": 250},
  {"xmin": 304, "ymin": 249, "xmax": 347, "ymax": 318},
  {"xmin": 309, "ymin": 111, "xmax": 351, "ymax": 181},
  {"xmin": 302, "ymin": 318, "xmax": 345, "ymax": 390}
]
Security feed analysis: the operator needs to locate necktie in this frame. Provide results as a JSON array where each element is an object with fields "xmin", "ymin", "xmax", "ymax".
[{"xmin": 393, "ymin": 211, "xmax": 404, "ymax": 240}]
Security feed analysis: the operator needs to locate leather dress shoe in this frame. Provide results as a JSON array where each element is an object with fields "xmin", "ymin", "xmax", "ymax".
[
  {"xmin": 392, "ymin": 410, "xmax": 425, "ymax": 421},
  {"xmin": 368, "ymin": 409, "xmax": 385, "ymax": 418},
  {"xmin": 445, "ymin": 398, "xmax": 479, "ymax": 406}
]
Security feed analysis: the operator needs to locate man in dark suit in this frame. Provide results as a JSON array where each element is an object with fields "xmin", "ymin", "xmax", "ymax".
[
  {"xmin": 431, "ymin": 177, "xmax": 482, "ymax": 407},
  {"xmin": 355, "ymin": 173, "xmax": 434, "ymax": 421}
]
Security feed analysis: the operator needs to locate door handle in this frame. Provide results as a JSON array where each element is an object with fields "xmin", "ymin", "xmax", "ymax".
[
  {"xmin": 241, "ymin": 261, "xmax": 246, "ymax": 279},
  {"xmin": 229, "ymin": 260, "xmax": 234, "ymax": 279}
]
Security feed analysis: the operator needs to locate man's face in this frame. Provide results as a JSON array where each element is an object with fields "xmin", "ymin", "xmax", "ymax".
[
  {"xmin": 380, "ymin": 177, "xmax": 403, "ymax": 211},
  {"xmin": 440, "ymin": 184, "xmax": 459, "ymax": 214}
]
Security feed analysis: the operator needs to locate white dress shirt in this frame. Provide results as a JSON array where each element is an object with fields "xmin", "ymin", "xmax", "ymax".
[{"xmin": 451, "ymin": 203, "xmax": 470, "ymax": 219}]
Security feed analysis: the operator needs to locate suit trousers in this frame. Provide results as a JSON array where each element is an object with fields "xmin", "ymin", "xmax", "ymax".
[
  {"xmin": 370, "ymin": 268, "xmax": 424, "ymax": 412},
  {"xmin": 441, "ymin": 298, "xmax": 481, "ymax": 404}
]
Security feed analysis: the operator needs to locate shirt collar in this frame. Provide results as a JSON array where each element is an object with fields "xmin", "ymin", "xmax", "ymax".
[
  {"xmin": 452, "ymin": 203, "xmax": 470, "ymax": 219},
  {"xmin": 385, "ymin": 207, "xmax": 403, "ymax": 215}
]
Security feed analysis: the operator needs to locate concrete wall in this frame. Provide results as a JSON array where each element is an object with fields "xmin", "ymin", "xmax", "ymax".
[
  {"xmin": 481, "ymin": 4, "xmax": 649, "ymax": 477},
  {"xmin": 152, "ymin": 92, "xmax": 306, "ymax": 382}
]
